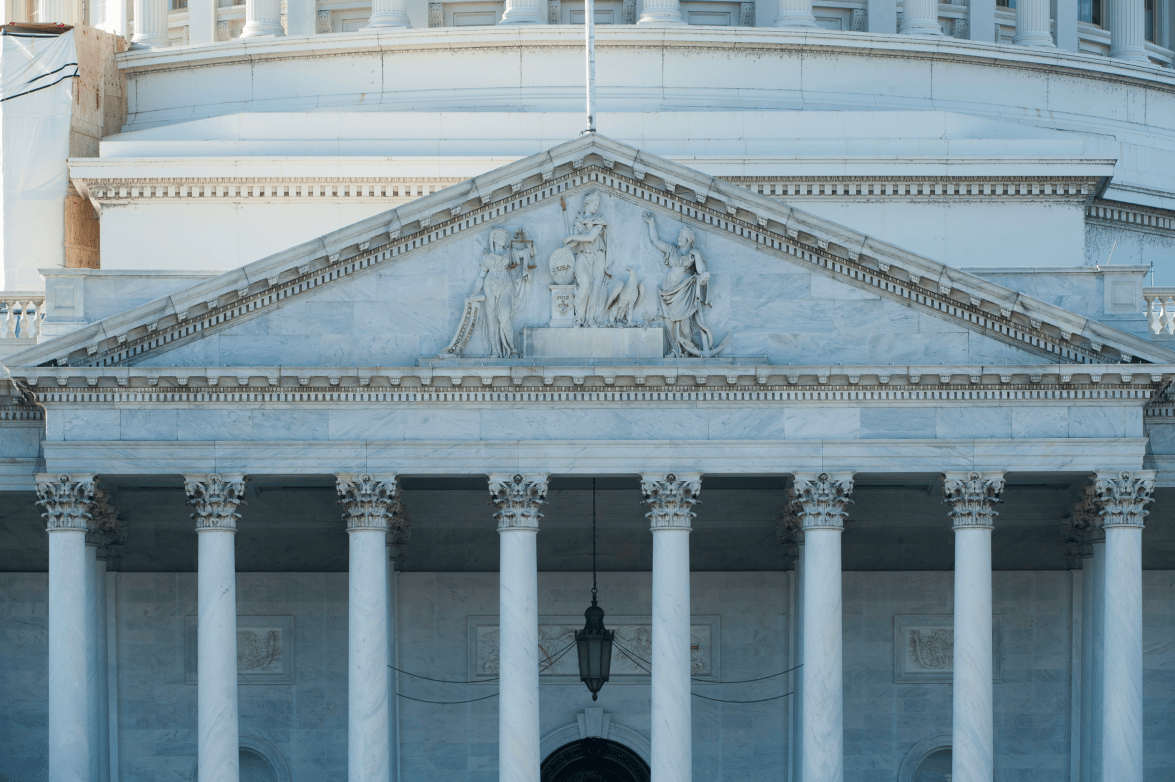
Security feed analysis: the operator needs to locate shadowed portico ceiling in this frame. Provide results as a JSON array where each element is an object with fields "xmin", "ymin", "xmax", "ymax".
[{"xmin": 8, "ymin": 134, "xmax": 1175, "ymax": 371}]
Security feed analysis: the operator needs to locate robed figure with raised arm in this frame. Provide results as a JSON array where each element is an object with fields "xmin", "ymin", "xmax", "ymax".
[{"xmin": 642, "ymin": 211, "xmax": 729, "ymax": 357}]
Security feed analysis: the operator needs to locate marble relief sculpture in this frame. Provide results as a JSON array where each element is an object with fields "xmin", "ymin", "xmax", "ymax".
[
  {"xmin": 561, "ymin": 190, "xmax": 611, "ymax": 327},
  {"xmin": 642, "ymin": 212, "xmax": 729, "ymax": 357},
  {"xmin": 442, "ymin": 227, "xmax": 536, "ymax": 358}
]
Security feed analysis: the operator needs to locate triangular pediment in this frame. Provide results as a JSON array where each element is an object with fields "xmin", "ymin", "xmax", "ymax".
[{"xmin": 7, "ymin": 134, "xmax": 1174, "ymax": 371}]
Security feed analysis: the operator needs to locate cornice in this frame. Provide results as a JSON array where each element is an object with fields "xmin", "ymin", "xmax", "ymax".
[
  {"xmin": 9, "ymin": 363, "xmax": 1169, "ymax": 406},
  {"xmin": 73, "ymin": 176, "xmax": 467, "ymax": 205},
  {"xmin": 1087, "ymin": 198, "xmax": 1175, "ymax": 237},
  {"xmin": 12, "ymin": 136, "xmax": 1175, "ymax": 370},
  {"xmin": 728, "ymin": 175, "xmax": 1104, "ymax": 204}
]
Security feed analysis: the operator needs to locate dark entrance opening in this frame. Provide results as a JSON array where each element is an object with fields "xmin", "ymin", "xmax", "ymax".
[{"xmin": 540, "ymin": 738, "xmax": 651, "ymax": 782}]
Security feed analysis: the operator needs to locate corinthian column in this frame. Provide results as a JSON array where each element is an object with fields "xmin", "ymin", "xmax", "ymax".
[
  {"xmin": 364, "ymin": 0, "xmax": 411, "ymax": 27},
  {"xmin": 241, "ymin": 0, "xmax": 285, "ymax": 36},
  {"xmin": 793, "ymin": 472, "xmax": 852, "ymax": 782},
  {"xmin": 499, "ymin": 0, "xmax": 546, "ymax": 24},
  {"xmin": 131, "ymin": 0, "xmax": 171, "ymax": 47},
  {"xmin": 774, "ymin": 0, "xmax": 816, "ymax": 27},
  {"xmin": 36, "ymin": 473, "xmax": 97, "ymax": 782},
  {"xmin": 943, "ymin": 471, "xmax": 1003, "ymax": 782},
  {"xmin": 86, "ymin": 490, "xmax": 119, "ymax": 782},
  {"xmin": 1070, "ymin": 486, "xmax": 1103, "ymax": 782},
  {"xmin": 900, "ymin": 0, "xmax": 943, "ymax": 34},
  {"xmin": 1108, "ymin": 0, "xmax": 1151, "ymax": 62},
  {"xmin": 490, "ymin": 474, "xmax": 548, "ymax": 782},
  {"xmin": 185, "ymin": 474, "xmax": 246, "ymax": 782},
  {"xmin": 1094, "ymin": 470, "xmax": 1154, "ymax": 782},
  {"xmin": 337, "ymin": 474, "xmax": 398, "ymax": 782},
  {"xmin": 641, "ymin": 474, "xmax": 700, "ymax": 782},
  {"xmin": 1013, "ymin": 0, "xmax": 1056, "ymax": 46}
]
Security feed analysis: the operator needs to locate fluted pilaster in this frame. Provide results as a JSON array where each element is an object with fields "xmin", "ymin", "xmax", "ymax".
[
  {"xmin": 131, "ymin": 0, "xmax": 171, "ymax": 47},
  {"xmin": 1094, "ymin": 470, "xmax": 1154, "ymax": 782},
  {"xmin": 1013, "ymin": 0, "xmax": 1056, "ymax": 46},
  {"xmin": 943, "ymin": 471, "xmax": 1003, "ymax": 782},
  {"xmin": 794, "ymin": 472, "xmax": 852, "ymax": 782},
  {"xmin": 241, "ymin": 0, "xmax": 285, "ymax": 37},
  {"xmin": 186, "ymin": 474, "xmax": 246, "ymax": 782},
  {"xmin": 490, "ymin": 474, "xmax": 547, "ymax": 782}
]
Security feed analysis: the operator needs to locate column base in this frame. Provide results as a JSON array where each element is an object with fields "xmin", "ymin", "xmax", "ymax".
[
  {"xmin": 498, "ymin": 8, "xmax": 547, "ymax": 23},
  {"xmin": 129, "ymin": 34, "xmax": 171, "ymax": 48},
  {"xmin": 240, "ymin": 21, "xmax": 286, "ymax": 36},
  {"xmin": 1110, "ymin": 46, "xmax": 1152, "ymax": 63},
  {"xmin": 1013, "ymin": 30, "xmax": 1056, "ymax": 46},
  {"xmin": 773, "ymin": 11, "xmax": 818, "ymax": 26},
  {"xmin": 363, "ymin": 12, "xmax": 412, "ymax": 27},
  {"xmin": 899, "ymin": 19, "xmax": 944, "ymax": 34},
  {"xmin": 637, "ymin": 10, "xmax": 685, "ymax": 24}
]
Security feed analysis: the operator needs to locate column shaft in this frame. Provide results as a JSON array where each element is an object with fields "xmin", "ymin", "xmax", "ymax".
[
  {"xmin": 651, "ymin": 528, "xmax": 692, "ymax": 782},
  {"xmin": 900, "ymin": 0, "xmax": 942, "ymax": 34},
  {"xmin": 952, "ymin": 527, "xmax": 994, "ymax": 782},
  {"xmin": 198, "ymin": 529, "xmax": 240, "ymax": 782},
  {"xmin": 1101, "ymin": 526, "xmax": 1144, "ymax": 782},
  {"xmin": 49, "ymin": 530, "xmax": 90, "ymax": 782},
  {"xmin": 131, "ymin": 0, "xmax": 171, "ymax": 47},
  {"xmin": 1014, "ymin": 0, "xmax": 1056, "ymax": 45},
  {"xmin": 792, "ymin": 541, "xmax": 805, "ymax": 782},
  {"xmin": 1079, "ymin": 553, "xmax": 1096, "ymax": 782},
  {"xmin": 85, "ymin": 542, "xmax": 101, "ymax": 782},
  {"xmin": 95, "ymin": 557, "xmax": 111, "ymax": 782},
  {"xmin": 801, "ymin": 528, "xmax": 843, "ymax": 782},
  {"xmin": 499, "ymin": 0, "xmax": 546, "ymax": 24},
  {"xmin": 387, "ymin": 549, "xmax": 400, "ymax": 782},
  {"xmin": 499, "ymin": 529, "xmax": 540, "ymax": 782},
  {"xmin": 1108, "ymin": 0, "xmax": 1150, "ymax": 61},
  {"xmin": 638, "ymin": 0, "xmax": 684, "ymax": 24},
  {"xmin": 1089, "ymin": 539, "xmax": 1106, "ymax": 782},
  {"xmin": 349, "ymin": 530, "xmax": 390, "ymax": 782},
  {"xmin": 241, "ymin": 0, "xmax": 285, "ymax": 36},
  {"xmin": 774, "ymin": 0, "xmax": 817, "ymax": 27},
  {"xmin": 365, "ymin": 0, "xmax": 411, "ymax": 27}
]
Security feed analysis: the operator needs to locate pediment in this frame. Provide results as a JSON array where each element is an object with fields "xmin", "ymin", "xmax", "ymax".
[{"xmin": 7, "ymin": 134, "xmax": 1174, "ymax": 371}]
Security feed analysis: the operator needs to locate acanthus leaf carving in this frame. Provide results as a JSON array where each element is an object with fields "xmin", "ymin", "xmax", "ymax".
[
  {"xmin": 184, "ymin": 473, "xmax": 247, "ymax": 532},
  {"xmin": 641, "ymin": 473, "xmax": 702, "ymax": 531},
  {"xmin": 336, "ymin": 473, "xmax": 401, "ymax": 533},
  {"xmin": 793, "ymin": 472, "xmax": 853, "ymax": 531},
  {"xmin": 1093, "ymin": 470, "xmax": 1155, "ymax": 529},
  {"xmin": 489, "ymin": 474, "xmax": 548, "ymax": 531},
  {"xmin": 942, "ymin": 471, "xmax": 1004, "ymax": 529},
  {"xmin": 36, "ymin": 473, "xmax": 97, "ymax": 532}
]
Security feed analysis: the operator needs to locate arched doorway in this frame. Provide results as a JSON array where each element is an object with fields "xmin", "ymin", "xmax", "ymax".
[{"xmin": 540, "ymin": 738, "xmax": 651, "ymax": 782}]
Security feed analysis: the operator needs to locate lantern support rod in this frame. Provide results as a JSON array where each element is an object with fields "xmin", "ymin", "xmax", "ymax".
[{"xmin": 591, "ymin": 478, "xmax": 598, "ymax": 604}]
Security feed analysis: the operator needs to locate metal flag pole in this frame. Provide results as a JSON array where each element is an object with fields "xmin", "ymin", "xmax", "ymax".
[{"xmin": 585, "ymin": 0, "xmax": 596, "ymax": 133}]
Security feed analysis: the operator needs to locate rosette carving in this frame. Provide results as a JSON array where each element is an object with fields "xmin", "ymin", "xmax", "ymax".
[
  {"xmin": 1093, "ymin": 470, "xmax": 1156, "ymax": 529},
  {"xmin": 184, "ymin": 473, "xmax": 247, "ymax": 532},
  {"xmin": 489, "ymin": 474, "xmax": 548, "ymax": 531},
  {"xmin": 337, "ymin": 474, "xmax": 400, "ymax": 532},
  {"xmin": 641, "ymin": 473, "xmax": 702, "ymax": 531},
  {"xmin": 793, "ymin": 472, "xmax": 854, "ymax": 531},
  {"xmin": 35, "ymin": 473, "xmax": 97, "ymax": 532},
  {"xmin": 942, "ymin": 471, "xmax": 1004, "ymax": 530}
]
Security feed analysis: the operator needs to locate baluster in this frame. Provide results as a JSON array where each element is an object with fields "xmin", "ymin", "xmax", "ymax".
[
  {"xmin": 1165, "ymin": 297, "xmax": 1175, "ymax": 336},
  {"xmin": 14, "ymin": 301, "xmax": 28, "ymax": 339},
  {"xmin": 1149, "ymin": 297, "xmax": 1163, "ymax": 335},
  {"xmin": 28, "ymin": 300, "xmax": 44, "ymax": 340},
  {"xmin": 0, "ymin": 299, "xmax": 11, "ymax": 339}
]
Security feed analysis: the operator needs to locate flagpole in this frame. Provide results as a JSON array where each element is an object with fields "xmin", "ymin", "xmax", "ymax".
[{"xmin": 585, "ymin": 0, "xmax": 596, "ymax": 133}]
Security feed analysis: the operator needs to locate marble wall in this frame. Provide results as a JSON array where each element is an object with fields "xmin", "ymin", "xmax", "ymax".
[{"xmin": 1, "ymin": 570, "xmax": 1174, "ymax": 782}]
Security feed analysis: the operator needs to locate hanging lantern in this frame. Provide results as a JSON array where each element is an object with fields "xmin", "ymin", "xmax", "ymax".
[
  {"xmin": 576, "ymin": 596, "xmax": 614, "ymax": 700},
  {"xmin": 576, "ymin": 479, "xmax": 614, "ymax": 700}
]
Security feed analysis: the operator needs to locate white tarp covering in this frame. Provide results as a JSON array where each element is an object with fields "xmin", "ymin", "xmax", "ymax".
[{"xmin": 1, "ymin": 29, "xmax": 76, "ymax": 290}]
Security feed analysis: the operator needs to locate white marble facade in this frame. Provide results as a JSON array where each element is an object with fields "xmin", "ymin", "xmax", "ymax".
[{"xmin": 3, "ymin": 133, "xmax": 1175, "ymax": 782}]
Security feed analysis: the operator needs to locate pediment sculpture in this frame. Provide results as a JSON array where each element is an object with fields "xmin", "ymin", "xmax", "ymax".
[{"xmin": 440, "ymin": 226, "xmax": 536, "ymax": 358}]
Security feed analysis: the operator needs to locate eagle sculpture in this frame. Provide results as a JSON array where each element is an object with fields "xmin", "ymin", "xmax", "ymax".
[{"xmin": 604, "ymin": 266, "xmax": 645, "ymax": 326}]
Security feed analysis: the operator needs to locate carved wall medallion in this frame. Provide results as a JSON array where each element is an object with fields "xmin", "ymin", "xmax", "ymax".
[
  {"xmin": 469, "ymin": 615, "xmax": 719, "ymax": 682},
  {"xmin": 893, "ymin": 615, "xmax": 1002, "ymax": 683},
  {"xmin": 186, "ymin": 615, "xmax": 295, "ymax": 684}
]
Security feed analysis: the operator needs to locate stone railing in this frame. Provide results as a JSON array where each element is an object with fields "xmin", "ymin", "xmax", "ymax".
[
  {"xmin": 1146, "ymin": 288, "xmax": 1175, "ymax": 336},
  {"xmin": 0, "ymin": 294, "xmax": 45, "ymax": 343}
]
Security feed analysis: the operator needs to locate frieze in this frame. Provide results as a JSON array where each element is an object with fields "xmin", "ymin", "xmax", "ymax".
[
  {"xmin": 893, "ymin": 614, "xmax": 1003, "ymax": 683},
  {"xmin": 22, "ymin": 145, "xmax": 1169, "ymax": 371}
]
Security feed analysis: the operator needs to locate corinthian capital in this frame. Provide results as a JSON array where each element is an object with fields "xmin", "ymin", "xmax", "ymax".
[
  {"xmin": 35, "ymin": 473, "xmax": 97, "ymax": 532},
  {"xmin": 641, "ymin": 473, "xmax": 701, "ymax": 531},
  {"xmin": 337, "ymin": 473, "xmax": 400, "ymax": 532},
  {"xmin": 85, "ymin": 488, "xmax": 120, "ymax": 546},
  {"xmin": 1093, "ymin": 470, "xmax": 1156, "ymax": 529},
  {"xmin": 793, "ymin": 472, "xmax": 853, "ymax": 531},
  {"xmin": 489, "ymin": 473, "xmax": 548, "ymax": 531},
  {"xmin": 943, "ymin": 471, "xmax": 1004, "ymax": 530},
  {"xmin": 184, "ymin": 474, "xmax": 247, "ymax": 532}
]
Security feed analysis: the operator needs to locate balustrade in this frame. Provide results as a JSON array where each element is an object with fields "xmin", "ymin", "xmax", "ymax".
[
  {"xmin": 0, "ymin": 295, "xmax": 45, "ymax": 344},
  {"xmin": 1145, "ymin": 288, "xmax": 1175, "ymax": 335}
]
